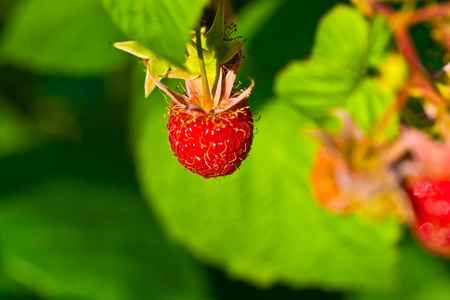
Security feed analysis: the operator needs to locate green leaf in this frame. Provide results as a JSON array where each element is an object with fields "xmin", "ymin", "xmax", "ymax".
[
  {"xmin": 102, "ymin": 0, "xmax": 210, "ymax": 67},
  {"xmin": 313, "ymin": 4, "xmax": 392, "ymax": 71},
  {"xmin": 131, "ymin": 72, "xmax": 401, "ymax": 290},
  {"xmin": 0, "ymin": 179, "xmax": 210, "ymax": 300},
  {"xmin": 312, "ymin": 4, "xmax": 369, "ymax": 70},
  {"xmin": 0, "ymin": 0, "xmax": 127, "ymax": 76},
  {"xmin": 274, "ymin": 4, "xmax": 399, "ymax": 136},
  {"xmin": 275, "ymin": 59, "xmax": 359, "ymax": 111},
  {"xmin": 275, "ymin": 60, "xmax": 397, "ymax": 137},
  {"xmin": 367, "ymin": 16, "xmax": 392, "ymax": 68},
  {"xmin": 112, "ymin": 41, "xmax": 155, "ymax": 59},
  {"xmin": 274, "ymin": 4, "xmax": 370, "ymax": 113}
]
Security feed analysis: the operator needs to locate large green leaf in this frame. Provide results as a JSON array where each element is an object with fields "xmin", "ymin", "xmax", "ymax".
[
  {"xmin": 102, "ymin": 0, "xmax": 209, "ymax": 67},
  {"xmin": 0, "ymin": 0, "xmax": 127, "ymax": 76},
  {"xmin": 0, "ymin": 178, "xmax": 210, "ymax": 300},
  {"xmin": 131, "ymin": 73, "xmax": 401, "ymax": 290}
]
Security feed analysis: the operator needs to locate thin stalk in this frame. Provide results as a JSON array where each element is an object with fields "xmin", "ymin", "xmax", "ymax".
[
  {"xmin": 368, "ymin": 1, "xmax": 447, "ymax": 139},
  {"xmin": 195, "ymin": 27, "xmax": 212, "ymax": 111},
  {"xmin": 408, "ymin": 2, "xmax": 450, "ymax": 26},
  {"xmin": 373, "ymin": 1, "xmax": 446, "ymax": 105}
]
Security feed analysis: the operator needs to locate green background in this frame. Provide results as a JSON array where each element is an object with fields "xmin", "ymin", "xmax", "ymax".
[{"xmin": 1, "ymin": 0, "xmax": 450, "ymax": 299}]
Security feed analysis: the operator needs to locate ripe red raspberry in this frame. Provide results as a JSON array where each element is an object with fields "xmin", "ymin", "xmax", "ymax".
[
  {"xmin": 399, "ymin": 128, "xmax": 450, "ymax": 256},
  {"xmin": 406, "ymin": 179, "xmax": 450, "ymax": 257},
  {"xmin": 147, "ymin": 55, "xmax": 254, "ymax": 178},
  {"xmin": 167, "ymin": 103, "xmax": 253, "ymax": 178},
  {"xmin": 113, "ymin": 2, "xmax": 254, "ymax": 178}
]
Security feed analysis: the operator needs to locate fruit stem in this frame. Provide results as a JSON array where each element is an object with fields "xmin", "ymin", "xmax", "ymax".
[{"xmin": 196, "ymin": 26, "xmax": 212, "ymax": 111}]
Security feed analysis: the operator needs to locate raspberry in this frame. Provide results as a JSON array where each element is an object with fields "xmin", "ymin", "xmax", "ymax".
[
  {"xmin": 113, "ymin": 2, "xmax": 255, "ymax": 178},
  {"xmin": 167, "ymin": 103, "xmax": 253, "ymax": 178},
  {"xmin": 148, "ymin": 54, "xmax": 254, "ymax": 178},
  {"xmin": 399, "ymin": 128, "xmax": 450, "ymax": 256},
  {"xmin": 406, "ymin": 179, "xmax": 450, "ymax": 257}
]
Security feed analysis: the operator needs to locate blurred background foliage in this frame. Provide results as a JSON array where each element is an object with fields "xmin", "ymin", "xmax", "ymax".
[{"xmin": 1, "ymin": 0, "xmax": 450, "ymax": 299}]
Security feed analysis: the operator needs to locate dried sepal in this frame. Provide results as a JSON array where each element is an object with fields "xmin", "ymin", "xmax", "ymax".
[
  {"xmin": 148, "ymin": 57, "xmax": 253, "ymax": 114},
  {"xmin": 310, "ymin": 111, "xmax": 413, "ymax": 222}
]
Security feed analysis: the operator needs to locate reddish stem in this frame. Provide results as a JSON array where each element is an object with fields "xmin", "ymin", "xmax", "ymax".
[
  {"xmin": 370, "ymin": 1, "xmax": 393, "ymax": 17},
  {"xmin": 371, "ymin": 1, "xmax": 446, "ymax": 105},
  {"xmin": 408, "ymin": 2, "xmax": 450, "ymax": 26}
]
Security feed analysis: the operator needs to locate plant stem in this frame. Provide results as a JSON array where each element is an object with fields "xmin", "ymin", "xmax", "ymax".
[
  {"xmin": 372, "ymin": 1, "xmax": 446, "ymax": 105},
  {"xmin": 408, "ymin": 2, "xmax": 450, "ymax": 26},
  {"xmin": 368, "ymin": 0, "xmax": 447, "ymax": 139},
  {"xmin": 196, "ymin": 26, "xmax": 212, "ymax": 111}
]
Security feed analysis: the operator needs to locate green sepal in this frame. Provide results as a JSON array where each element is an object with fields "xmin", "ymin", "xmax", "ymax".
[
  {"xmin": 204, "ymin": 1, "xmax": 244, "ymax": 65},
  {"xmin": 144, "ymin": 56, "xmax": 171, "ymax": 97},
  {"xmin": 113, "ymin": 41, "xmax": 172, "ymax": 97},
  {"xmin": 113, "ymin": 1, "xmax": 244, "ymax": 98},
  {"xmin": 112, "ymin": 41, "xmax": 153, "ymax": 59}
]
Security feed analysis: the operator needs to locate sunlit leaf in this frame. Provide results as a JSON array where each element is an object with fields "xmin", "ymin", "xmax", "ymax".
[
  {"xmin": 0, "ymin": 0, "xmax": 126, "ymax": 76},
  {"xmin": 275, "ymin": 4, "xmax": 399, "ymax": 136},
  {"xmin": 367, "ymin": 16, "xmax": 392, "ymax": 67},
  {"xmin": 102, "ymin": 0, "xmax": 210, "ymax": 67},
  {"xmin": 275, "ymin": 59, "xmax": 359, "ymax": 111},
  {"xmin": 131, "ymin": 71, "xmax": 401, "ymax": 290},
  {"xmin": 274, "ymin": 5, "xmax": 369, "ymax": 113}
]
